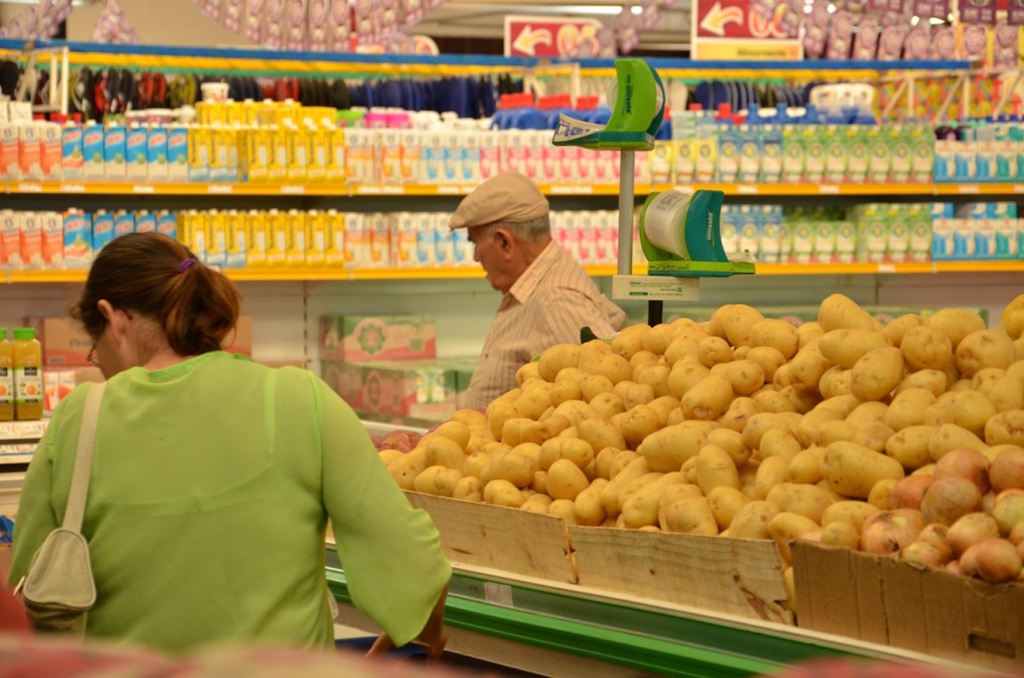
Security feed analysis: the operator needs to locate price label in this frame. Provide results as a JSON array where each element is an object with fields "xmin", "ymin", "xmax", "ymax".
[
  {"xmin": 132, "ymin": 184, "xmax": 155, "ymax": 194},
  {"xmin": 877, "ymin": 263, "xmax": 897, "ymax": 273},
  {"xmin": 483, "ymin": 582, "xmax": 514, "ymax": 607},
  {"xmin": 355, "ymin": 186, "xmax": 381, "ymax": 195},
  {"xmin": 60, "ymin": 183, "xmax": 86, "ymax": 193},
  {"xmin": 208, "ymin": 184, "xmax": 234, "ymax": 194},
  {"xmin": 1013, "ymin": 185, "xmax": 1024, "ymax": 194},
  {"xmin": 280, "ymin": 185, "xmax": 305, "ymax": 195},
  {"xmin": 436, "ymin": 185, "xmax": 461, "ymax": 195},
  {"xmin": 16, "ymin": 182, "xmax": 43, "ymax": 193},
  {"xmin": 737, "ymin": 185, "xmax": 760, "ymax": 195},
  {"xmin": 818, "ymin": 185, "xmax": 840, "ymax": 194},
  {"xmin": 550, "ymin": 184, "xmax": 594, "ymax": 195},
  {"xmin": 379, "ymin": 185, "xmax": 405, "ymax": 195},
  {"xmin": 957, "ymin": 185, "xmax": 980, "ymax": 194}
]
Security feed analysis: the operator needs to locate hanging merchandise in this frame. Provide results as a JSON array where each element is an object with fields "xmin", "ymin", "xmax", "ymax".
[
  {"xmin": 223, "ymin": 0, "xmax": 244, "ymax": 32},
  {"xmin": 639, "ymin": 0, "xmax": 660, "ymax": 32},
  {"xmin": 246, "ymin": 0, "xmax": 265, "ymax": 42},
  {"xmin": 379, "ymin": 0, "xmax": 400, "ymax": 37},
  {"xmin": 1010, "ymin": 0, "xmax": 1024, "ymax": 25},
  {"xmin": 959, "ymin": 0, "xmax": 995, "ymax": 24},
  {"xmin": 91, "ymin": 0, "xmax": 140, "ymax": 44},
  {"xmin": 354, "ymin": 0, "xmax": 375, "ymax": 45},
  {"xmin": 617, "ymin": 6, "xmax": 639, "ymax": 55},
  {"xmin": 264, "ymin": 0, "xmax": 286, "ymax": 49},
  {"xmin": 912, "ymin": 0, "xmax": 948, "ymax": 19},
  {"xmin": 287, "ymin": 0, "xmax": 309, "ymax": 50},
  {"xmin": 202, "ymin": 0, "xmax": 223, "ymax": 22},
  {"xmin": 403, "ymin": 0, "xmax": 424, "ymax": 27},
  {"xmin": 308, "ymin": 0, "xmax": 329, "ymax": 51},
  {"xmin": 329, "ymin": 0, "xmax": 351, "ymax": 51}
]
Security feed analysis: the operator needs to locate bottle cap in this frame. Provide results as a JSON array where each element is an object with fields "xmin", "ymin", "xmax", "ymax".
[
  {"xmin": 0, "ymin": 329, "xmax": 5, "ymax": 340},
  {"xmin": 13, "ymin": 328, "xmax": 36, "ymax": 341}
]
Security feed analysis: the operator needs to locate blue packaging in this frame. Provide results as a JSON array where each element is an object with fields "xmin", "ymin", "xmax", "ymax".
[
  {"xmin": 92, "ymin": 210, "xmax": 115, "ymax": 251},
  {"xmin": 103, "ymin": 124, "xmax": 127, "ymax": 181},
  {"xmin": 146, "ymin": 126, "xmax": 168, "ymax": 182},
  {"xmin": 113, "ymin": 210, "xmax": 135, "ymax": 239},
  {"xmin": 156, "ymin": 210, "xmax": 178, "ymax": 240},
  {"xmin": 134, "ymin": 210, "xmax": 156, "ymax": 233},
  {"xmin": 125, "ymin": 126, "xmax": 148, "ymax": 182}
]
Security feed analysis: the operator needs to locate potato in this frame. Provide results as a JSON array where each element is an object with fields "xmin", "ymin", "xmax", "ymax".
[
  {"xmin": 599, "ymin": 457, "xmax": 651, "ymax": 515},
  {"xmin": 515, "ymin": 362, "xmax": 541, "ymax": 386},
  {"xmin": 797, "ymin": 322, "xmax": 825, "ymax": 349},
  {"xmin": 820, "ymin": 521, "xmax": 860, "ymax": 550},
  {"xmin": 729, "ymin": 500, "xmax": 781, "ymax": 539},
  {"xmin": 820, "ymin": 329, "xmax": 892, "ymax": 369},
  {"xmin": 754, "ymin": 456, "xmax": 790, "ymax": 500},
  {"xmin": 482, "ymin": 451, "xmax": 536, "ymax": 488},
  {"xmin": 882, "ymin": 313, "xmax": 926, "ymax": 348},
  {"xmin": 548, "ymin": 498, "xmax": 578, "ymax": 524},
  {"xmin": 642, "ymin": 323, "xmax": 677, "ymax": 355},
  {"xmin": 945, "ymin": 390, "xmax": 997, "ymax": 437},
  {"xmin": 749, "ymin": 318, "xmax": 800, "ymax": 359},
  {"xmin": 990, "ymin": 373, "xmax": 1024, "ymax": 413},
  {"xmin": 621, "ymin": 480, "xmax": 669, "ymax": 529},
  {"xmin": 795, "ymin": 407, "xmax": 844, "ymax": 447},
  {"xmin": 717, "ymin": 396, "xmax": 762, "ymax": 433},
  {"xmin": 608, "ymin": 450, "xmax": 641, "ymax": 479},
  {"xmin": 636, "ymin": 423, "xmax": 708, "ymax": 472},
  {"xmin": 819, "ymin": 293, "xmax": 880, "ymax": 332},
  {"xmin": 789, "ymin": 342, "xmax": 833, "ymax": 392},
  {"xmin": 706, "ymin": 427, "xmax": 752, "ymax": 467},
  {"xmin": 821, "ymin": 500, "xmax": 877, "ymax": 531},
  {"xmin": 667, "ymin": 361, "xmax": 711, "ymax": 399},
  {"xmin": 617, "ymin": 473, "xmax": 665, "ymax": 514},
  {"xmin": 548, "ymin": 379, "xmax": 583, "ymax": 407},
  {"xmin": 697, "ymin": 336, "xmax": 733, "ymax": 367},
  {"xmin": 572, "ymin": 488, "xmax": 607, "ymax": 526},
  {"xmin": 453, "ymin": 476, "xmax": 484, "ymax": 502},
  {"xmin": 986, "ymin": 410, "xmax": 1024, "ymax": 447},
  {"xmin": 513, "ymin": 383, "xmax": 553, "ymax": 420},
  {"xmin": 742, "ymin": 412, "xmax": 795, "ymax": 450},
  {"xmin": 885, "ymin": 388, "xmax": 937, "ymax": 431},
  {"xmin": 661, "ymin": 497, "xmax": 719, "ymax": 535},
  {"xmin": 530, "ymin": 469, "xmax": 548, "ymax": 494},
  {"xmin": 413, "ymin": 465, "xmax": 445, "ymax": 494},
  {"xmin": 518, "ymin": 414, "xmax": 571, "ymax": 445},
  {"xmin": 664, "ymin": 335, "xmax": 703, "ymax": 366},
  {"xmin": 895, "ymin": 369, "xmax": 948, "ymax": 397},
  {"xmin": 592, "ymin": 353, "xmax": 633, "ymax": 384},
  {"xmin": 766, "ymin": 483, "xmax": 832, "ymax": 524},
  {"xmin": 611, "ymin": 323, "xmax": 651, "ymax": 360},
  {"xmin": 759, "ymin": 428, "xmax": 802, "ymax": 462},
  {"xmin": 389, "ymin": 450, "xmax": 428, "ymax": 490},
  {"xmin": 546, "ymin": 459, "xmax": 591, "ymax": 501},
  {"xmin": 616, "ymin": 404, "xmax": 662, "ymax": 450},
  {"xmin": 821, "ymin": 441, "xmax": 906, "ymax": 499},
  {"xmin": 613, "ymin": 380, "xmax": 656, "ymax": 410},
  {"xmin": 648, "ymin": 395, "xmax": 682, "ymax": 427},
  {"xmin": 713, "ymin": 304, "xmax": 764, "ymax": 347},
  {"xmin": 956, "ymin": 330, "xmax": 1017, "ymax": 377},
  {"xmin": 927, "ymin": 308, "xmax": 987, "ymax": 350},
  {"xmin": 752, "ymin": 389, "xmax": 797, "ymax": 413},
  {"xmin": 578, "ymin": 417, "xmax": 627, "ymax": 454},
  {"xmin": 707, "ymin": 486, "xmax": 750, "ymax": 530},
  {"xmin": 579, "ymin": 374, "xmax": 615, "ymax": 402},
  {"xmin": 634, "ymin": 364, "xmax": 671, "ymax": 399},
  {"xmin": 852, "ymin": 423, "xmax": 896, "ymax": 454},
  {"xmin": 711, "ymin": 359, "xmax": 766, "ymax": 396},
  {"xmin": 901, "ymin": 326, "xmax": 954, "ymax": 372},
  {"xmin": 695, "ymin": 444, "xmax": 741, "ymax": 494},
  {"xmin": 929, "ymin": 423, "xmax": 990, "ymax": 459},
  {"xmin": 434, "ymin": 468, "xmax": 464, "ymax": 497},
  {"xmin": 681, "ymin": 374, "xmax": 733, "ymax": 420},
  {"xmin": 483, "ymin": 479, "xmax": 525, "ymax": 507},
  {"xmin": 850, "ymin": 347, "xmax": 904, "ymax": 402},
  {"xmin": 769, "ymin": 512, "xmax": 821, "ymax": 563},
  {"xmin": 379, "ymin": 449, "xmax": 405, "ymax": 466},
  {"xmin": 746, "ymin": 346, "xmax": 788, "ymax": 382},
  {"xmin": 589, "ymin": 391, "xmax": 626, "ymax": 420},
  {"xmin": 521, "ymin": 493, "xmax": 554, "ymax": 514},
  {"xmin": 786, "ymin": 448, "xmax": 826, "ymax": 484},
  {"xmin": 539, "ymin": 436, "xmax": 595, "ymax": 471}
]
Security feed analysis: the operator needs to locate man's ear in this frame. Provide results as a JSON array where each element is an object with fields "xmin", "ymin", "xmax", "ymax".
[{"xmin": 494, "ymin": 228, "xmax": 513, "ymax": 253}]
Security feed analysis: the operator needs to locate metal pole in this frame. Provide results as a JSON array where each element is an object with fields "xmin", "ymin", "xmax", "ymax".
[{"xmin": 617, "ymin": 150, "xmax": 635, "ymax": 276}]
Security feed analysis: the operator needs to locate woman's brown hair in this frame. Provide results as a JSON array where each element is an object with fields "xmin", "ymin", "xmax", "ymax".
[{"xmin": 72, "ymin": 232, "xmax": 242, "ymax": 356}]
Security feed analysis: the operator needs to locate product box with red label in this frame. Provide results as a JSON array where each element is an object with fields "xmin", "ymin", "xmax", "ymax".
[
  {"xmin": 322, "ymin": 359, "xmax": 456, "ymax": 422},
  {"xmin": 319, "ymin": 314, "xmax": 436, "ymax": 362}
]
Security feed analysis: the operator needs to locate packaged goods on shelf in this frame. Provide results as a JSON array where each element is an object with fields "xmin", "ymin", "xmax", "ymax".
[
  {"xmin": 321, "ymin": 359, "xmax": 458, "ymax": 424},
  {"xmin": 319, "ymin": 314, "xmax": 436, "ymax": 363},
  {"xmin": 622, "ymin": 303, "xmax": 989, "ymax": 327}
]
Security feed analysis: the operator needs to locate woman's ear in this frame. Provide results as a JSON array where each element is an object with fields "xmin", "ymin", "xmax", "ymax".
[{"xmin": 97, "ymin": 299, "xmax": 115, "ymax": 322}]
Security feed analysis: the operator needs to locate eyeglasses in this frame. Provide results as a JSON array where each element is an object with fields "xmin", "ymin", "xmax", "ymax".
[{"xmin": 87, "ymin": 341, "xmax": 99, "ymax": 367}]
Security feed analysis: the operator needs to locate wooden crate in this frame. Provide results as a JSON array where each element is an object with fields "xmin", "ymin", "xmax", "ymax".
[
  {"xmin": 405, "ymin": 491, "xmax": 577, "ymax": 583},
  {"xmin": 569, "ymin": 526, "xmax": 793, "ymax": 624}
]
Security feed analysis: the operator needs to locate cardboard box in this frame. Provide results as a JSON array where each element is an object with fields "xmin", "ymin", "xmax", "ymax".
[
  {"xmin": 793, "ymin": 541, "xmax": 1024, "ymax": 671},
  {"xmin": 319, "ymin": 314, "xmax": 436, "ymax": 362},
  {"xmin": 435, "ymin": 356, "xmax": 478, "ymax": 409},
  {"xmin": 322, "ymin": 359, "xmax": 456, "ymax": 421}
]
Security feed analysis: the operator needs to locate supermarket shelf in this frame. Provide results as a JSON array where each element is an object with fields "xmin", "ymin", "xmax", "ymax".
[
  {"xmin": 10, "ymin": 180, "xmax": 1024, "ymax": 198},
  {"xmin": 0, "ymin": 420, "xmax": 47, "ymax": 442},
  {"xmin": 324, "ymin": 549, "xmax": 976, "ymax": 678},
  {"xmin": 4, "ymin": 261, "xmax": 1020, "ymax": 284}
]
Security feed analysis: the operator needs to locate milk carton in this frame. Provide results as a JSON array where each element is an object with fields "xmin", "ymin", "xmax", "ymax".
[
  {"xmin": 761, "ymin": 125, "xmax": 783, "ymax": 183},
  {"xmin": 906, "ymin": 203, "xmax": 932, "ymax": 262},
  {"xmin": 737, "ymin": 206, "xmax": 760, "ymax": 260},
  {"xmin": 835, "ymin": 219, "xmax": 857, "ymax": 263},
  {"xmin": 910, "ymin": 124, "xmax": 935, "ymax": 184},
  {"xmin": 887, "ymin": 204, "xmax": 911, "ymax": 262},
  {"xmin": 285, "ymin": 209, "xmax": 307, "ymax": 267},
  {"xmin": 245, "ymin": 210, "xmax": 267, "ymax": 267},
  {"xmin": 113, "ymin": 210, "xmax": 135, "ymax": 240},
  {"xmin": 650, "ymin": 141, "xmax": 674, "ymax": 185},
  {"xmin": 265, "ymin": 210, "xmax": 287, "ymax": 267},
  {"xmin": 134, "ymin": 210, "xmax": 156, "ymax": 233},
  {"xmin": 345, "ymin": 213, "xmax": 370, "ymax": 266},
  {"xmin": 889, "ymin": 125, "xmax": 912, "ymax": 184},
  {"xmin": 422, "ymin": 129, "xmax": 445, "ymax": 183},
  {"xmin": 995, "ymin": 219, "xmax": 1019, "ymax": 259},
  {"xmin": 866, "ymin": 126, "xmax": 890, "ymax": 183},
  {"xmin": 824, "ymin": 125, "xmax": 847, "ymax": 184},
  {"xmin": 156, "ymin": 210, "xmax": 178, "ymax": 240},
  {"xmin": 759, "ymin": 205, "xmax": 784, "ymax": 263},
  {"xmin": 40, "ymin": 120, "xmax": 62, "ymax": 181},
  {"xmin": 368, "ymin": 212, "xmax": 391, "ymax": 266},
  {"xmin": 41, "ymin": 211, "xmax": 64, "ymax": 268},
  {"xmin": 462, "ymin": 131, "xmax": 482, "ymax": 183},
  {"xmin": 812, "ymin": 218, "xmax": 836, "ymax": 264},
  {"xmin": 803, "ymin": 125, "xmax": 826, "ymax": 183},
  {"xmin": 781, "ymin": 127, "xmax": 804, "ymax": 183},
  {"xmin": 479, "ymin": 131, "xmax": 501, "ymax": 181},
  {"xmin": 846, "ymin": 126, "xmax": 869, "ymax": 184},
  {"xmin": 19, "ymin": 212, "xmax": 43, "ymax": 269},
  {"xmin": 125, "ymin": 125, "xmax": 149, "ymax": 182},
  {"xmin": 63, "ymin": 210, "xmax": 92, "ymax": 269},
  {"xmin": 19, "ymin": 122, "xmax": 43, "ymax": 180},
  {"xmin": 952, "ymin": 218, "xmax": 976, "ymax": 259},
  {"xmin": 737, "ymin": 125, "xmax": 761, "ymax": 184},
  {"xmin": 167, "ymin": 125, "xmax": 189, "ymax": 182},
  {"xmin": 245, "ymin": 125, "xmax": 270, "ymax": 182},
  {"xmin": 0, "ymin": 211, "xmax": 20, "ymax": 267},
  {"xmin": 327, "ymin": 128, "xmax": 346, "ymax": 183},
  {"xmin": 390, "ymin": 212, "xmax": 417, "ymax": 267},
  {"xmin": 146, "ymin": 125, "xmax": 169, "ymax": 182},
  {"xmin": 91, "ymin": 210, "xmax": 115, "ymax": 252},
  {"xmin": 0, "ymin": 120, "xmax": 19, "ymax": 179},
  {"xmin": 103, "ymin": 123, "xmax": 127, "ymax": 181},
  {"xmin": 716, "ymin": 124, "xmax": 740, "ymax": 183},
  {"xmin": 694, "ymin": 136, "xmax": 717, "ymax": 183}
]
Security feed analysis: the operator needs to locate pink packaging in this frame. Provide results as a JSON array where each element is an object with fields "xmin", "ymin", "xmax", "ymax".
[
  {"xmin": 929, "ymin": 25, "xmax": 957, "ymax": 60},
  {"xmin": 903, "ymin": 25, "xmax": 931, "ymax": 60},
  {"xmin": 852, "ymin": 18, "xmax": 879, "ymax": 60},
  {"xmin": 319, "ymin": 314, "xmax": 437, "ymax": 362}
]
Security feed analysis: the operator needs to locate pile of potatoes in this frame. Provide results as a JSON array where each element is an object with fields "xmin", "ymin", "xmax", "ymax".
[{"xmin": 381, "ymin": 293, "xmax": 1024, "ymax": 600}]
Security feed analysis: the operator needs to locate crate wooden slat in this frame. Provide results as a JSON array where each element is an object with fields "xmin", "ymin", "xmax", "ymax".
[
  {"xmin": 569, "ymin": 526, "xmax": 793, "ymax": 625},
  {"xmin": 405, "ymin": 491, "xmax": 577, "ymax": 583}
]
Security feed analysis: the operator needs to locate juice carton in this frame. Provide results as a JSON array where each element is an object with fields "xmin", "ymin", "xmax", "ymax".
[
  {"xmin": 266, "ymin": 209, "xmax": 287, "ymax": 267},
  {"xmin": 0, "ymin": 121, "xmax": 19, "ymax": 178},
  {"xmin": 930, "ymin": 218, "xmax": 954, "ymax": 260},
  {"xmin": 327, "ymin": 128, "xmax": 346, "ymax": 183},
  {"xmin": 134, "ymin": 210, "xmax": 156, "ymax": 233},
  {"xmin": 435, "ymin": 214, "xmax": 455, "ymax": 266},
  {"xmin": 91, "ymin": 210, "xmax": 115, "ymax": 253},
  {"xmin": 225, "ymin": 210, "xmax": 248, "ymax": 268},
  {"xmin": 82, "ymin": 122, "xmax": 105, "ymax": 180},
  {"xmin": 63, "ymin": 209, "xmax": 92, "ymax": 269},
  {"xmin": 176, "ymin": 210, "xmax": 196, "ymax": 253},
  {"xmin": 803, "ymin": 125, "xmax": 826, "ymax": 183},
  {"xmin": 390, "ymin": 212, "xmax": 418, "ymax": 267},
  {"xmin": 975, "ymin": 219, "xmax": 997, "ymax": 258},
  {"xmin": 245, "ymin": 125, "xmax": 270, "ymax": 182},
  {"xmin": 694, "ymin": 136, "xmax": 717, "ymax": 183},
  {"xmin": 759, "ymin": 205, "xmax": 784, "ymax": 263},
  {"xmin": 954, "ymin": 135, "xmax": 977, "ymax": 182},
  {"xmin": 345, "ymin": 213, "xmax": 370, "ymax": 266},
  {"xmin": 866, "ymin": 125, "xmax": 890, "ymax": 184},
  {"xmin": 719, "ymin": 206, "xmax": 740, "ymax": 256},
  {"xmin": 113, "ymin": 210, "xmax": 135, "ymax": 240},
  {"xmin": 156, "ymin": 210, "xmax": 177, "ymax": 240},
  {"xmin": 211, "ymin": 124, "xmax": 239, "ymax": 182},
  {"xmin": 325, "ymin": 209, "xmax": 346, "ymax": 266},
  {"xmin": 761, "ymin": 126, "xmax": 783, "ymax": 183},
  {"xmin": 268, "ymin": 126, "xmax": 288, "ymax": 182},
  {"xmin": 187, "ymin": 126, "xmax": 211, "ymax": 182},
  {"xmin": 787, "ymin": 211, "xmax": 814, "ymax": 263},
  {"xmin": 812, "ymin": 218, "xmax": 836, "ymax": 263},
  {"xmin": 846, "ymin": 126, "xmax": 869, "ymax": 184},
  {"xmin": 0, "ymin": 211, "xmax": 20, "ymax": 267},
  {"xmin": 41, "ymin": 211, "xmax": 64, "ymax": 268},
  {"xmin": 40, "ymin": 120, "xmax": 62, "ymax": 180},
  {"xmin": 906, "ymin": 203, "xmax": 932, "ymax": 262},
  {"xmin": 19, "ymin": 122, "xmax": 43, "ymax": 180},
  {"xmin": 307, "ymin": 125, "xmax": 329, "ymax": 182},
  {"xmin": 452, "ymin": 226, "xmax": 473, "ymax": 266},
  {"xmin": 737, "ymin": 125, "xmax": 761, "ymax": 184},
  {"xmin": 442, "ymin": 131, "xmax": 463, "ymax": 183},
  {"xmin": 285, "ymin": 209, "xmax": 307, "ymax": 267},
  {"xmin": 503, "ymin": 129, "xmax": 527, "ymax": 177},
  {"xmin": 909, "ymin": 125, "xmax": 935, "ymax": 184},
  {"xmin": 650, "ymin": 141, "xmax": 674, "ymax": 185},
  {"xmin": 190, "ymin": 211, "xmax": 211, "ymax": 263},
  {"xmin": 463, "ymin": 131, "xmax": 482, "ymax": 183},
  {"xmin": 125, "ymin": 125, "xmax": 148, "ymax": 182},
  {"xmin": 19, "ymin": 212, "xmax": 43, "ymax": 269},
  {"xmin": 524, "ymin": 130, "xmax": 547, "ymax": 182},
  {"xmin": 953, "ymin": 218, "xmax": 976, "ymax": 259},
  {"xmin": 480, "ymin": 131, "xmax": 501, "ymax": 181},
  {"xmin": 934, "ymin": 133, "xmax": 957, "ymax": 182},
  {"xmin": 889, "ymin": 125, "xmax": 912, "ymax": 184},
  {"xmin": 245, "ymin": 210, "xmax": 267, "ymax": 267},
  {"xmin": 995, "ymin": 219, "xmax": 1018, "ymax": 259},
  {"xmin": 305, "ymin": 210, "xmax": 326, "ymax": 267},
  {"xmin": 781, "ymin": 127, "xmax": 804, "ymax": 183},
  {"xmin": 716, "ymin": 124, "xmax": 740, "ymax": 183},
  {"xmin": 835, "ymin": 220, "xmax": 857, "ymax": 263},
  {"xmin": 400, "ymin": 129, "xmax": 423, "ymax": 183},
  {"xmin": 146, "ymin": 125, "xmax": 169, "ymax": 182},
  {"xmin": 368, "ymin": 212, "xmax": 391, "ymax": 266},
  {"xmin": 674, "ymin": 139, "xmax": 696, "ymax": 184},
  {"xmin": 974, "ymin": 122, "xmax": 996, "ymax": 183},
  {"xmin": 422, "ymin": 129, "xmax": 445, "ymax": 183},
  {"xmin": 994, "ymin": 120, "xmax": 1016, "ymax": 182},
  {"xmin": 823, "ymin": 124, "xmax": 847, "ymax": 184},
  {"xmin": 415, "ymin": 212, "xmax": 437, "ymax": 266},
  {"xmin": 380, "ymin": 128, "xmax": 403, "ymax": 182},
  {"xmin": 167, "ymin": 125, "xmax": 189, "ymax": 182},
  {"xmin": 737, "ymin": 206, "xmax": 760, "ymax": 260},
  {"xmin": 285, "ymin": 125, "xmax": 309, "ymax": 182},
  {"xmin": 886, "ymin": 204, "xmax": 911, "ymax": 262},
  {"xmin": 854, "ymin": 203, "xmax": 888, "ymax": 262},
  {"xmin": 103, "ymin": 123, "xmax": 127, "ymax": 181}
]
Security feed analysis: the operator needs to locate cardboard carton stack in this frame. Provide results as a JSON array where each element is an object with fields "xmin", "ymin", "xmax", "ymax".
[{"xmin": 319, "ymin": 314, "xmax": 477, "ymax": 427}]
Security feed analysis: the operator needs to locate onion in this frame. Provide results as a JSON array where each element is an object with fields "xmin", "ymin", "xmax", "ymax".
[
  {"xmin": 920, "ymin": 476, "xmax": 983, "ymax": 526},
  {"xmin": 861, "ymin": 509, "xmax": 926, "ymax": 556},
  {"xmin": 918, "ymin": 523, "xmax": 949, "ymax": 548},
  {"xmin": 973, "ymin": 537, "xmax": 1023, "ymax": 584},
  {"xmin": 901, "ymin": 540, "xmax": 953, "ymax": 568},
  {"xmin": 981, "ymin": 491, "xmax": 996, "ymax": 514},
  {"xmin": 991, "ymin": 492, "xmax": 1024, "ymax": 537},
  {"xmin": 890, "ymin": 475, "xmax": 934, "ymax": 511},
  {"xmin": 1010, "ymin": 522, "xmax": 1024, "ymax": 546},
  {"xmin": 946, "ymin": 560, "xmax": 961, "ymax": 575},
  {"xmin": 946, "ymin": 511, "xmax": 1000, "ymax": 557},
  {"xmin": 934, "ymin": 446, "xmax": 991, "ymax": 495},
  {"xmin": 959, "ymin": 544, "xmax": 980, "ymax": 577},
  {"xmin": 990, "ymin": 446, "xmax": 1024, "ymax": 493}
]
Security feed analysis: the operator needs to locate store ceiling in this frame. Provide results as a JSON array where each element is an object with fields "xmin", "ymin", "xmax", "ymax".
[{"xmin": 417, "ymin": 0, "xmax": 692, "ymax": 54}]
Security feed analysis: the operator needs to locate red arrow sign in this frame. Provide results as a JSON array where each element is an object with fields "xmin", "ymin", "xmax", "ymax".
[{"xmin": 504, "ymin": 15, "xmax": 603, "ymax": 58}]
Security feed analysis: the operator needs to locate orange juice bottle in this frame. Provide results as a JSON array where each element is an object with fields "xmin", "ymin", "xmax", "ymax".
[
  {"xmin": 0, "ymin": 329, "xmax": 12, "ymax": 421},
  {"xmin": 13, "ymin": 327, "xmax": 43, "ymax": 421}
]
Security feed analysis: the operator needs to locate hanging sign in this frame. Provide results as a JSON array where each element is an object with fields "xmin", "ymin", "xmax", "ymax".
[
  {"xmin": 690, "ymin": 0, "xmax": 802, "ymax": 60},
  {"xmin": 958, "ymin": 0, "xmax": 996, "ymax": 24},
  {"xmin": 504, "ymin": 15, "xmax": 602, "ymax": 58}
]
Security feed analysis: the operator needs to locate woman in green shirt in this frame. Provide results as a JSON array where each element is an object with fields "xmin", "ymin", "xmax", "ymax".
[{"xmin": 9, "ymin": 232, "xmax": 451, "ymax": 656}]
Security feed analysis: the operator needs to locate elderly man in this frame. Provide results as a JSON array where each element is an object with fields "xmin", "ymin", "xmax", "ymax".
[{"xmin": 450, "ymin": 171, "xmax": 625, "ymax": 409}]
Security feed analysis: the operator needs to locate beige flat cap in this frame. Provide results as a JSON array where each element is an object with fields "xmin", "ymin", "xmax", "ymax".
[{"xmin": 449, "ymin": 172, "xmax": 550, "ymax": 230}]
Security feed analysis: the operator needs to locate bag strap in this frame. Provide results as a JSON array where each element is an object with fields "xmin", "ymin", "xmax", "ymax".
[{"xmin": 63, "ymin": 381, "xmax": 106, "ymax": 533}]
